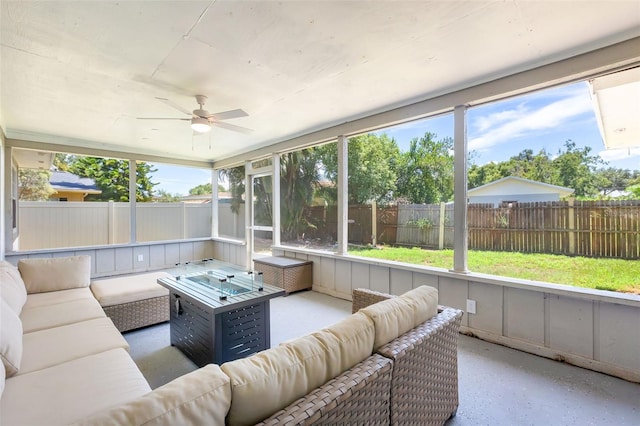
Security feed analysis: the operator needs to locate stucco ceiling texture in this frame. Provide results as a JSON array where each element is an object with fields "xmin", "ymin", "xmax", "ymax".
[{"xmin": 1, "ymin": 1, "xmax": 639, "ymax": 162}]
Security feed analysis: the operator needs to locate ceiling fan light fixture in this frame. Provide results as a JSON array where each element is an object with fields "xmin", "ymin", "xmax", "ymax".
[{"xmin": 191, "ymin": 117, "xmax": 211, "ymax": 133}]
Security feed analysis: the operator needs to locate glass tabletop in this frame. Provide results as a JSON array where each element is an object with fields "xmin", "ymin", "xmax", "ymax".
[{"xmin": 168, "ymin": 259, "xmax": 264, "ymax": 300}]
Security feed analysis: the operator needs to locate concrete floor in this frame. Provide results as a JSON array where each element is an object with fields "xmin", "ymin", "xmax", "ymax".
[{"xmin": 124, "ymin": 291, "xmax": 640, "ymax": 426}]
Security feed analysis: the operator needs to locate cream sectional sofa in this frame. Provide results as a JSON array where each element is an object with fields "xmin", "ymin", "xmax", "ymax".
[
  {"xmin": 1, "ymin": 256, "xmax": 230, "ymax": 426},
  {"xmin": 1, "ymin": 255, "xmax": 463, "ymax": 426}
]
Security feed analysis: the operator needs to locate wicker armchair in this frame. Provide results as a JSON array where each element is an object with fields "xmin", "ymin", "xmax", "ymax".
[
  {"xmin": 352, "ymin": 288, "xmax": 464, "ymax": 426},
  {"xmin": 257, "ymin": 354, "xmax": 393, "ymax": 426}
]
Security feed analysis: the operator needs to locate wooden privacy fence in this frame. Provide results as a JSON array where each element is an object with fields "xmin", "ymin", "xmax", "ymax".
[
  {"xmin": 303, "ymin": 204, "xmax": 397, "ymax": 245},
  {"xmin": 468, "ymin": 200, "xmax": 640, "ymax": 259},
  {"xmin": 303, "ymin": 200, "xmax": 640, "ymax": 259}
]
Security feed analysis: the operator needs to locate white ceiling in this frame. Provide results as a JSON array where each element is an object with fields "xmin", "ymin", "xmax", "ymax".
[{"xmin": 1, "ymin": 1, "xmax": 640, "ymax": 164}]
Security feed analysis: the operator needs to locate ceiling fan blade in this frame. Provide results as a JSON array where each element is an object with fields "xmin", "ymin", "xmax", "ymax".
[
  {"xmin": 207, "ymin": 109, "xmax": 248, "ymax": 121},
  {"xmin": 212, "ymin": 121, "xmax": 253, "ymax": 134},
  {"xmin": 136, "ymin": 117, "xmax": 190, "ymax": 121},
  {"xmin": 155, "ymin": 97, "xmax": 193, "ymax": 116}
]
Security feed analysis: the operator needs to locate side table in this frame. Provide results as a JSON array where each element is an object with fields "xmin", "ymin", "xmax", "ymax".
[{"xmin": 253, "ymin": 256, "xmax": 313, "ymax": 294}]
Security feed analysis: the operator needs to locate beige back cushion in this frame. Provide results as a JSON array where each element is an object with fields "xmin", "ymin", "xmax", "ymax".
[
  {"xmin": 0, "ymin": 298, "xmax": 23, "ymax": 377},
  {"xmin": 311, "ymin": 311, "xmax": 374, "ymax": 375},
  {"xmin": 221, "ymin": 312, "xmax": 375, "ymax": 426},
  {"xmin": 361, "ymin": 285, "xmax": 438, "ymax": 349},
  {"xmin": 400, "ymin": 285, "xmax": 438, "ymax": 325},
  {"xmin": 0, "ymin": 262, "xmax": 27, "ymax": 314},
  {"xmin": 18, "ymin": 256, "xmax": 91, "ymax": 294}
]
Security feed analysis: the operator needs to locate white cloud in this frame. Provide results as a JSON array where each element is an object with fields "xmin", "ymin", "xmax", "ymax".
[
  {"xmin": 469, "ymin": 92, "xmax": 593, "ymax": 151},
  {"xmin": 598, "ymin": 148, "xmax": 640, "ymax": 163},
  {"xmin": 473, "ymin": 104, "xmax": 528, "ymax": 133}
]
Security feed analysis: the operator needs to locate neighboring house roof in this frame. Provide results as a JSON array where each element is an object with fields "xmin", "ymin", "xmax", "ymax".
[
  {"xmin": 179, "ymin": 192, "xmax": 233, "ymax": 203},
  {"xmin": 49, "ymin": 171, "xmax": 102, "ymax": 194},
  {"xmin": 468, "ymin": 176, "xmax": 574, "ymax": 197}
]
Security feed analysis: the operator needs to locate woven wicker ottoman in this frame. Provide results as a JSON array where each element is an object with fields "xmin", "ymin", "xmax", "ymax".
[
  {"xmin": 253, "ymin": 256, "xmax": 312, "ymax": 294},
  {"xmin": 90, "ymin": 271, "xmax": 171, "ymax": 332}
]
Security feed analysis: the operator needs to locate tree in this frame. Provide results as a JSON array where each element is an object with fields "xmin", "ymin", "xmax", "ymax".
[
  {"xmin": 69, "ymin": 157, "xmax": 157, "ymax": 201},
  {"xmin": 468, "ymin": 161, "xmax": 503, "ymax": 189},
  {"xmin": 395, "ymin": 132, "xmax": 454, "ymax": 204},
  {"xmin": 218, "ymin": 167, "xmax": 245, "ymax": 214},
  {"xmin": 467, "ymin": 141, "xmax": 610, "ymax": 199},
  {"xmin": 189, "ymin": 183, "xmax": 213, "ymax": 195},
  {"xmin": 280, "ymin": 149, "xmax": 321, "ymax": 240},
  {"xmin": 155, "ymin": 190, "xmax": 182, "ymax": 202},
  {"xmin": 552, "ymin": 140, "xmax": 605, "ymax": 197},
  {"xmin": 627, "ymin": 184, "xmax": 640, "ymax": 198},
  {"xmin": 18, "ymin": 169, "xmax": 55, "ymax": 200},
  {"xmin": 595, "ymin": 168, "xmax": 638, "ymax": 196},
  {"xmin": 317, "ymin": 134, "xmax": 400, "ymax": 205}
]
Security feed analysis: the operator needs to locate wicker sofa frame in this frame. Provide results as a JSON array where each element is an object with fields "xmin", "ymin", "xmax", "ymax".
[
  {"xmin": 255, "ymin": 287, "xmax": 462, "ymax": 426},
  {"xmin": 258, "ymin": 354, "xmax": 393, "ymax": 426},
  {"xmin": 352, "ymin": 288, "xmax": 464, "ymax": 426},
  {"xmin": 102, "ymin": 295, "xmax": 170, "ymax": 333}
]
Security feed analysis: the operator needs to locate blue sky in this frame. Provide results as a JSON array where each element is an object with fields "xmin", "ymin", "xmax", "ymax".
[
  {"xmin": 152, "ymin": 82, "xmax": 639, "ymax": 196},
  {"xmin": 381, "ymin": 82, "xmax": 640, "ymax": 170}
]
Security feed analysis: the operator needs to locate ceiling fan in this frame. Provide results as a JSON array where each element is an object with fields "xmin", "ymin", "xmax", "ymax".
[{"xmin": 138, "ymin": 95, "xmax": 253, "ymax": 134}]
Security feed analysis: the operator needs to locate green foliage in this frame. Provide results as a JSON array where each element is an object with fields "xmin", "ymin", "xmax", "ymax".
[
  {"xmin": 218, "ymin": 167, "xmax": 245, "ymax": 214},
  {"xmin": 53, "ymin": 153, "xmax": 73, "ymax": 171},
  {"xmin": 253, "ymin": 174, "xmax": 273, "ymax": 228},
  {"xmin": 395, "ymin": 132, "xmax": 454, "ymax": 204},
  {"xmin": 316, "ymin": 134, "xmax": 400, "ymax": 205},
  {"xmin": 628, "ymin": 184, "xmax": 640, "ymax": 198},
  {"xmin": 406, "ymin": 217, "xmax": 433, "ymax": 230},
  {"xmin": 155, "ymin": 190, "xmax": 182, "ymax": 202},
  {"xmin": 280, "ymin": 149, "xmax": 321, "ymax": 240},
  {"xmin": 69, "ymin": 157, "xmax": 157, "ymax": 201},
  {"xmin": 468, "ymin": 140, "xmax": 611, "ymax": 198},
  {"xmin": 18, "ymin": 169, "xmax": 55, "ymax": 200},
  {"xmin": 552, "ymin": 141, "xmax": 605, "ymax": 197},
  {"xmin": 189, "ymin": 183, "xmax": 212, "ymax": 195}
]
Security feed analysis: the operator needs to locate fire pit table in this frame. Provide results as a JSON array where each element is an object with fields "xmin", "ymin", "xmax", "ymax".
[{"xmin": 158, "ymin": 259, "xmax": 285, "ymax": 366}]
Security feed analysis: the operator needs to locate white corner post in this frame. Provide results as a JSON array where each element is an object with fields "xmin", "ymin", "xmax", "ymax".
[
  {"xmin": 211, "ymin": 169, "xmax": 218, "ymax": 238},
  {"xmin": 452, "ymin": 105, "xmax": 469, "ymax": 273},
  {"xmin": 337, "ymin": 135, "xmax": 348, "ymax": 255},
  {"xmin": 272, "ymin": 153, "xmax": 281, "ymax": 247},
  {"xmin": 244, "ymin": 160, "xmax": 252, "ymax": 269},
  {"xmin": 129, "ymin": 158, "xmax": 137, "ymax": 244},
  {"xmin": 0, "ymin": 144, "xmax": 6, "ymax": 258}
]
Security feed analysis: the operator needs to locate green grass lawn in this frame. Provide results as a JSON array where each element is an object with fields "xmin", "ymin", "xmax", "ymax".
[{"xmin": 349, "ymin": 246, "xmax": 640, "ymax": 294}]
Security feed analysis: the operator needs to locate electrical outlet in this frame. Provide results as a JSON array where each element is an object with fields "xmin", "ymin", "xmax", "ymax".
[
  {"xmin": 466, "ymin": 299, "xmax": 476, "ymax": 314},
  {"xmin": 137, "ymin": 254, "xmax": 144, "ymax": 262}
]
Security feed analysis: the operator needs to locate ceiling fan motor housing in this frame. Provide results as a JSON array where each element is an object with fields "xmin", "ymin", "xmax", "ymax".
[{"xmin": 193, "ymin": 108, "xmax": 210, "ymax": 118}]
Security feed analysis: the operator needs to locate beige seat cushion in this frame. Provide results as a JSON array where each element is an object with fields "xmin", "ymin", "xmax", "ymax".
[
  {"xmin": 360, "ymin": 285, "xmax": 438, "ymax": 349},
  {"xmin": 0, "ymin": 261, "xmax": 27, "ymax": 314},
  {"xmin": 23, "ymin": 287, "xmax": 95, "ymax": 310},
  {"xmin": 0, "ymin": 298, "xmax": 23, "ymax": 377},
  {"xmin": 0, "ymin": 348, "xmax": 151, "ymax": 426},
  {"xmin": 18, "ymin": 255, "xmax": 91, "ymax": 294},
  {"xmin": 91, "ymin": 272, "xmax": 170, "ymax": 307},
  {"xmin": 20, "ymin": 297, "xmax": 105, "ymax": 333},
  {"xmin": 20, "ymin": 317, "xmax": 129, "ymax": 375},
  {"xmin": 222, "ymin": 311, "xmax": 375, "ymax": 426},
  {"xmin": 77, "ymin": 364, "xmax": 231, "ymax": 426}
]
